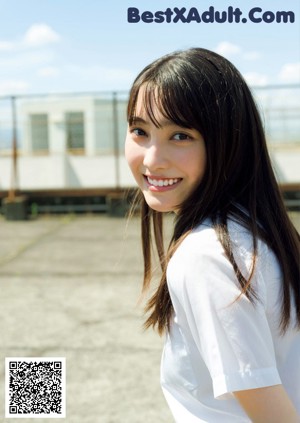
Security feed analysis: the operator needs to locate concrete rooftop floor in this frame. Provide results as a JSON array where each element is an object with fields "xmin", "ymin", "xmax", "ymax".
[
  {"xmin": 0, "ymin": 212, "xmax": 299, "ymax": 422},
  {"xmin": 0, "ymin": 214, "xmax": 173, "ymax": 423}
]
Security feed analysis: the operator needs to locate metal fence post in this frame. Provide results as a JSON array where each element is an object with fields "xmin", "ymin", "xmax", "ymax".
[
  {"xmin": 112, "ymin": 91, "xmax": 120, "ymax": 189},
  {"xmin": 9, "ymin": 95, "xmax": 18, "ymax": 200}
]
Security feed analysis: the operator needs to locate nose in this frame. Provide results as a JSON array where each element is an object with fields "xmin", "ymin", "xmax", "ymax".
[{"xmin": 143, "ymin": 140, "xmax": 169, "ymax": 171}]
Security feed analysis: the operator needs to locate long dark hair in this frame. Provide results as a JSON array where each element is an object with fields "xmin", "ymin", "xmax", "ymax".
[{"xmin": 127, "ymin": 48, "xmax": 300, "ymax": 335}]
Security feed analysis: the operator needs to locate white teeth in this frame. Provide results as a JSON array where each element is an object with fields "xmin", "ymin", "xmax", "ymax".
[{"xmin": 147, "ymin": 177, "xmax": 179, "ymax": 187}]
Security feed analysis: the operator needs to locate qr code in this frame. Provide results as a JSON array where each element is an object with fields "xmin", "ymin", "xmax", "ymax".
[{"xmin": 5, "ymin": 357, "xmax": 66, "ymax": 419}]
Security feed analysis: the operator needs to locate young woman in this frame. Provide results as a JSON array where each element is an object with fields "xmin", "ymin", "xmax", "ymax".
[{"xmin": 125, "ymin": 48, "xmax": 300, "ymax": 422}]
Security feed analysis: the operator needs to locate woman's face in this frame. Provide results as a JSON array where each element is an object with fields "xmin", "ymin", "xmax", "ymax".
[{"xmin": 125, "ymin": 87, "xmax": 207, "ymax": 213}]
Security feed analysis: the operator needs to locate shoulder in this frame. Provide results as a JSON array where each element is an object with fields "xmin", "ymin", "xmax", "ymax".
[
  {"xmin": 166, "ymin": 219, "xmax": 238, "ymax": 302},
  {"xmin": 172, "ymin": 217, "xmax": 277, "ymax": 269},
  {"xmin": 174, "ymin": 219, "xmax": 221, "ymax": 258},
  {"xmin": 167, "ymin": 217, "xmax": 279, "ymax": 305},
  {"xmin": 170, "ymin": 218, "xmax": 254, "ymax": 268}
]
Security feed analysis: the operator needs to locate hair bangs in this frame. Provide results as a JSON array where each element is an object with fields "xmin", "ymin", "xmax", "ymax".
[{"xmin": 127, "ymin": 74, "xmax": 204, "ymax": 132}]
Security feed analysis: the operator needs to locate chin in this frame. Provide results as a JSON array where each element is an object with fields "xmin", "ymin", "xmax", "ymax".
[
  {"xmin": 150, "ymin": 206, "xmax": 173, "ymax": 213},
  {"xmin": 147, "ymin": 203, "xmax": 173, "ymax": 213},
  {"xmin": 143, "ymin": 196, "xmax": 177, "ymax": 213}
]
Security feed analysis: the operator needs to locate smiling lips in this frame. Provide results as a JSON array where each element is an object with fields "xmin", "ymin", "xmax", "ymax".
[{"xmin": 145, "ymin": 175, "xmax": 182, "ymax": 189}]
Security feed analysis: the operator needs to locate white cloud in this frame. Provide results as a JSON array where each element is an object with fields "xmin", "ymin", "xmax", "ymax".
[
  {"xmin": 242, "ymin": 51, "xmax": 261, "ymax": 61},
  {"xmin": 23, "ymin": 24, "xmax": 60, "ymax": 48},
  {"xmin": 243, "ymin": 72, "xmax": 268, "ymax": 86},
  {"xmin": 278, "ymin": 63, "xmax": 300, "ymax": 83},
  {"xmin": 215, "ymin": 42, "xmax": 262, "ymax": 63},
  {"xmin": 65, "ymin": 64, "xmax": 135, "ymax": 89},
  {"xmin": 215, "ymin": 41, "xmax": 241, "ymax": 57},
  {"xmin": 0, "ymin": 24, "xmax": 61, "ymax": 56},
  {"xmin": 0, "ymin": 41, "xmax": 15, "ymax": 51},
  {"xmin": 37, "ymin": 66, "xmax": 60, "ymax": 77},
  {"xmin": 0, "ymin": 80, "xmax": 29, "ymax": 96},
  {"xmin": 0, "ymin": 51, "xmax": 55, "ymax": 72}
]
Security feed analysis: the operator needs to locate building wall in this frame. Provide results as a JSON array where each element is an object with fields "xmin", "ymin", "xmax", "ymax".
[{"xmin": 0, "ymin": 155, "xmax": 135, "ymax": 190}]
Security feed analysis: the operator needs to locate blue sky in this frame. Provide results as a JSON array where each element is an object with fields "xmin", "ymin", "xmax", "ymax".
[{"xmin": 0, "ymin": 0, "xmax": 299, "ymax": 95}]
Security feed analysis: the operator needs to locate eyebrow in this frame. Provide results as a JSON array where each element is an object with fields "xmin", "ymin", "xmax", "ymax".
[
  {"xmin": 130, "ymin": 117, "xmax": 148, "ymax": 125},
  {"xmin": 130, "ymin": 116, "xmax": 183, "ymax": 128}
]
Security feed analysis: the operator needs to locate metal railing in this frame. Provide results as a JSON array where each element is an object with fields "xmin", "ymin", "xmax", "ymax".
[
  {"xmin": 0, "ymin": 86, "xmax": 299, "ymax": 153},
  {"xmin": 0, "ymin": 86, "xmax": 299, "ymax": 199}
]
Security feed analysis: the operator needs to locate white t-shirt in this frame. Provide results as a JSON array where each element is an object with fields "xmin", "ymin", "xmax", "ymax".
[{"xmin": 161, "ymin": 218, "xmax": 300, "ymax": 422}]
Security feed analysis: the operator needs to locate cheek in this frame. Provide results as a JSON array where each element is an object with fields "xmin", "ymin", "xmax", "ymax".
[
  {"xmin": 194, "ymin": 155, "xmax": 207, "ymax": 182},
  {"xmin": 196, "ymin": 142, "xmax": 207, "ymax": 177},
  {"xmin": 125, "ymin": 138, "xmax": 142, "ymax": 173},
  {"xmin": 181, "ymin": 146, "xmax": 207, "ymax": 184}
]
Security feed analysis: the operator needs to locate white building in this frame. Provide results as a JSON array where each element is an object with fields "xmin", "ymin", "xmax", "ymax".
[
  {"xmin": 0, "ymin": 94, "xmax": 135, "ymax": 192},
  {"xmin": 0, "ymin": 92, "xmax": 299, "ymax": 194}
]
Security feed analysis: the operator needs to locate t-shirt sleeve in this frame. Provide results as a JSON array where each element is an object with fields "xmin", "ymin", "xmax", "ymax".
[{"xmin": 169, "ymin": 228, "xmax": 282, "ymax": 399}]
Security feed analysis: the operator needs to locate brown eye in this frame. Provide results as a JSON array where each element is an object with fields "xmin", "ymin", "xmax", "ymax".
[
  {"xmin": 132, "ymin": 128, "xmax": 146, "ymax": 136},
  {"xmin": 173, "ymin": 133, "xmax": 191, "ymax": 141}
]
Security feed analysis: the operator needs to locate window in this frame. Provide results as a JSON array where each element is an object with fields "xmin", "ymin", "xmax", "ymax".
[
  {"xmin": 65, "ymin": 112, "xmax": 85, "ymax": 151},
  {"xmin": 30, "ymin": 114, "xmax": 49, "ymax": 152}
]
